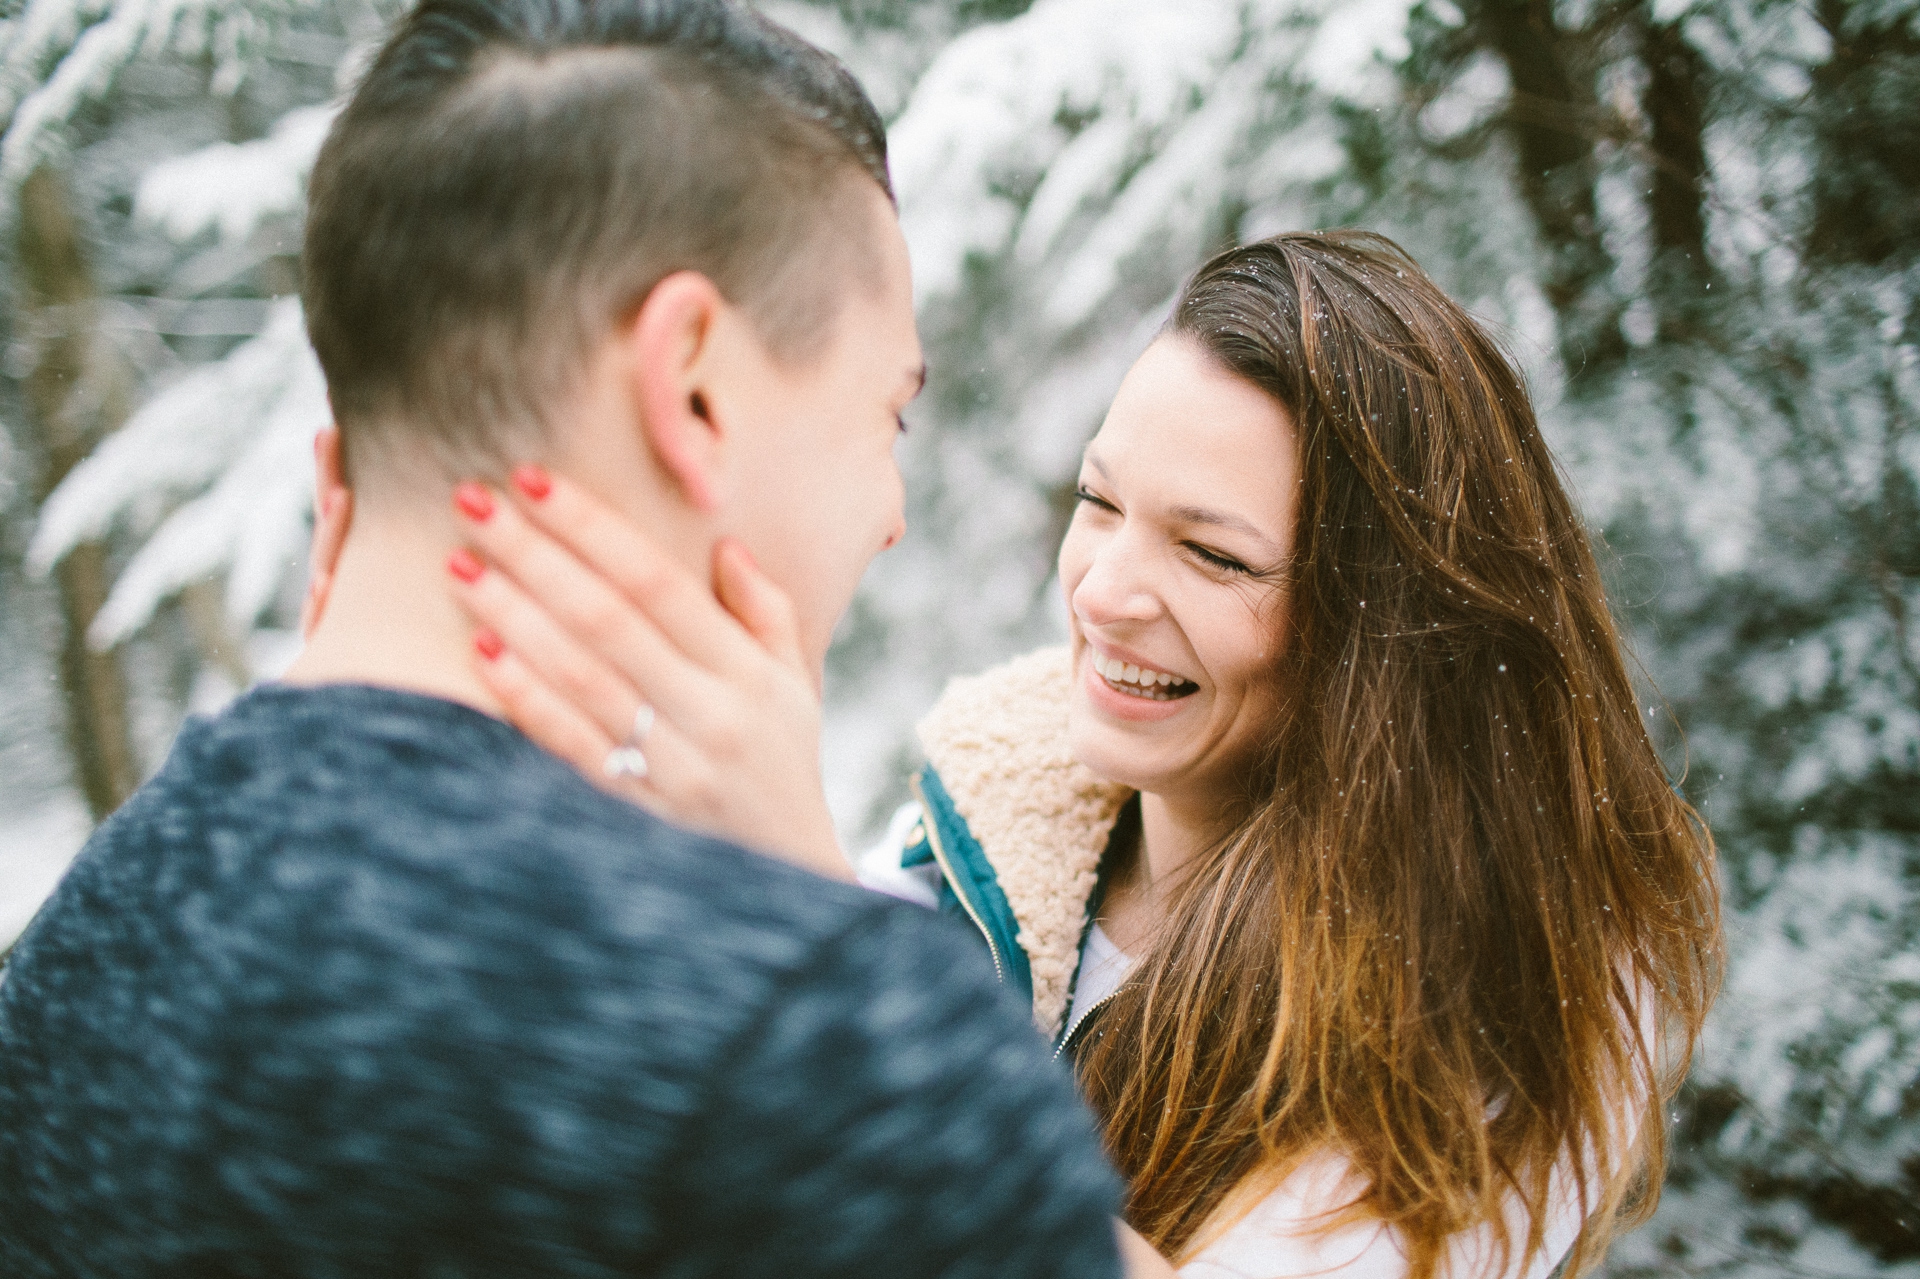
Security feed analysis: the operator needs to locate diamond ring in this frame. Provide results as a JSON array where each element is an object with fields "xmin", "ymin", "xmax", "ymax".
[{"xmin": 604, "ymin": 702, "xmax": 656, "ymax": 780}]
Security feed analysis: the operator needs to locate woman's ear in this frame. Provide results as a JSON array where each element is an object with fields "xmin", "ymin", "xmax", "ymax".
[
  {"xmin": 628, "ymin": 271, "xmax": 729, "ymax": 513},
  {"xmin": 300, "ymin": 425, "xmax": 354, "ymax": 638}
]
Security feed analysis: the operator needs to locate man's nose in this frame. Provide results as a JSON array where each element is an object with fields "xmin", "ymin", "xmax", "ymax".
[{"xmin": 881, "ymin": 473, "xmax": 906, "ymax": 551}]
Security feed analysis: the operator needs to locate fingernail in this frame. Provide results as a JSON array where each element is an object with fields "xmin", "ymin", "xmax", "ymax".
[
  {"xmin": 447, "ymin": 548, "xmax": 485, "ymax": 583},
  {"xmin": 453, "ymin": 482, "xmax": 495, "ymax": 522},
  {"xmin": 512, "ymin": 464, "xmax": 552, "ymax": 501},
  {"xmin": 474, "ymin": 628, "xmax": 504, "ymax": 661}
]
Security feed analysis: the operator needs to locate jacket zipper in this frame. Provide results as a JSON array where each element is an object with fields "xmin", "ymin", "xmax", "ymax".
[
  {"xmin": 908, "ymin": 772, "xmax": 1007, "ymax": 986},
  {"xmin": 1053, "ymin": 988, "xmax": 1121, "ymax": 1061}
]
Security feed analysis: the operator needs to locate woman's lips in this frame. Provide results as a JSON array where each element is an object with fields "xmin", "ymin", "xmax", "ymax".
[
  {"xmin": 1081, "ymin": 648, "xmax": 1198, "ymax": 721},
  {"xmin": 1090, "ymin": 650, "xmax": 1198, "ymax": 700}
]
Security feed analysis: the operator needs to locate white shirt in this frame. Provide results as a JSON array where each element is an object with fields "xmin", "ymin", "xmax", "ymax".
[{"xmin": 1063, "ymin": 921, "xmax": 1131, "ymax": 1034}]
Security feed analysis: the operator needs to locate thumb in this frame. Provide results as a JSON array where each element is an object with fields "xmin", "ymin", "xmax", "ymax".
[{"xmin": 714, "ymin": 539, "xmax": 806, "ymax": 674}]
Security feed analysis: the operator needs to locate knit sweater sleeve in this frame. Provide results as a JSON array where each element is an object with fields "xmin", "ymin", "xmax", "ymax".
[{"xmin": 647, "ymin": 900, "xmax": 1123, "ymax": 1279}]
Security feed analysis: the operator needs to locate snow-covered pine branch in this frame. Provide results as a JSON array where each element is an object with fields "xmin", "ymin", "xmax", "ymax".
[
  {"xmin": 25, "ymin": 76, "xmax": 341, "ymax": 655},
  {"xmin": 0, "ymin": 0, "xmax": 327, "ymax": 180},
  {"xmin": 27, "ymin": 297, "xmax": 327, "ymax": 647},
  {"xmin": 134, "ymin": 100, "xmax": 333, "ymax": 241}
]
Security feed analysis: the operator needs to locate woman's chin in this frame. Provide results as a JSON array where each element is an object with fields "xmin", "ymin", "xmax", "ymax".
[
  {"xmin": 1068, "ymin": 737, "xmax": 1153, "ymax": 795},
  {"xmin": 1068, "ymin": 694, "xmax": 1190, "ymax": 796}
]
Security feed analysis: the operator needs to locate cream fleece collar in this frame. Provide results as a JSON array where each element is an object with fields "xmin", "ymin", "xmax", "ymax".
[{"xmin": 916, "ymin": 645, "xmax": 1133, "ymax": 1034}]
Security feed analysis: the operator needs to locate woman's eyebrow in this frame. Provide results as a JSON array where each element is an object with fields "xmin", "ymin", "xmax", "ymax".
[
  {"xmin": 1171, "ymin": 504, "xmax": 1282, "ymax": 552},
  {"xmin": 1083, "ymin": 454, "xmax": 1282, "ymax": 551}
]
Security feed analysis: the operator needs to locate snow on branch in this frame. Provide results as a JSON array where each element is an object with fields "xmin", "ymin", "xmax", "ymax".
[
  {"xmin": 890, "ymin": 0, "xmax": 1245, "ymax": 306},
  {"xmin": 135, "ymin": 101, "xmax": 334, "ymax": 241},
  {"xmin": 28, "ymin": 297, "xmax": 327, "ymax": 646},
  {"xmin": 890, "ymin": 0, "xmax": 1413, "ymax": 323},
  {"xmin": 0, "ymin": 0, "xmax": 319, "ymax": 181}
]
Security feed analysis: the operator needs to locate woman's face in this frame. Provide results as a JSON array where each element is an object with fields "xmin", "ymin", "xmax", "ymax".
[{"xmin": 1060, "ymin": 334, "xmax": 1300, "ymax": 805}]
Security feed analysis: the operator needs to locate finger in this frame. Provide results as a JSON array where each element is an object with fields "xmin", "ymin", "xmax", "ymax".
[
  {"xmin": 469, "ymin": 636, "xmax": 634, "ymax": 795},
  {"xmin": 449, "ymin": 490, "xmax": 727, "ymax": 733},
  {"xmin": 450, "ymin": 542, "xmax": 695, "ymax": 747},
  {"xmin": 713, "ymin": 538, "xmax": 807, "ymax": 674},
  {"xmin": 502, "ymin": 464, "xmax": 774, "ymax": 680},
  {"xmin": 473, "ymin": 636, "xmax": 715, "ymax": 827},
  {"xmin": 592, "ymin": 713, "xmax": 719, "ymax": 831}
]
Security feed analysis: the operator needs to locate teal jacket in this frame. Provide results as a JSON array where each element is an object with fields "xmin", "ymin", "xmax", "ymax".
[
  {"xmin": 905, "ymin": 764, "xmax": 1034, "ymax": 999},
  {"xmin": 872, "ymin": 646, "xmax": 1132, "ymax": 1044}
]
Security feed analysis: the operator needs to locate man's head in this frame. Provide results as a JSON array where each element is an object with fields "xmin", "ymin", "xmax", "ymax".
[{"xmin": 302, "ymin": 0, "xmax": 922, "ymax": 662}]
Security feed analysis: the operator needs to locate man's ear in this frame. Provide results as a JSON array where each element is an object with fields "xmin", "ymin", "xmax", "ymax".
[
  {"xmin": 628, "ymin": 271, "xmax": 729, "ymax": 513},
  {"xmin": 300, "ymin": 425, "xmax": 354, "ymax": 638}
]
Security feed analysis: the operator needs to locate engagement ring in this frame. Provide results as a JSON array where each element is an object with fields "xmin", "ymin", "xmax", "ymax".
[{"xmin": 603, "ymin": 702, "xmax": 655, "ymax": 780}]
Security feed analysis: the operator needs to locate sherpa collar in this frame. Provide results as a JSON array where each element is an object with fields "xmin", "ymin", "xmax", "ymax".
[{"xmin": 916, "ymin": 645, "xmax": 1133, "ymax": 1035}]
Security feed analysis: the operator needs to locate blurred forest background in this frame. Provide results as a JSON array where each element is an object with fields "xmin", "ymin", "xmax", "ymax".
[{"xmin": 0, "ymin": 0, "xmax": 1915, "ymax": 1272}]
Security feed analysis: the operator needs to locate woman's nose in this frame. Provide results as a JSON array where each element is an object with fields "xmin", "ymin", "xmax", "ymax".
[{"xmin": 1071, "ymin": 538, "xmax": 1162, "ymax": 627}]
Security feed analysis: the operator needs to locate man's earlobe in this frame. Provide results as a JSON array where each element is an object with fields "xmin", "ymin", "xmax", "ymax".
[{"xmin": 301, "ymin": 427, "xmax": 355, "ymax": 638}]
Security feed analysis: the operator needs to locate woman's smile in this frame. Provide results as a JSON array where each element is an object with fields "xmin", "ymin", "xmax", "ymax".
[{"xmin": 1081, "ymin": 643, "xmax": 1200, "ymax": 721}]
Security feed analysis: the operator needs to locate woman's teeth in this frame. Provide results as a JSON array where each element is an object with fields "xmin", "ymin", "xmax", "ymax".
[{"xmin": 1091, "ymin": 653, "xmax": 1196, "ymax": 701}]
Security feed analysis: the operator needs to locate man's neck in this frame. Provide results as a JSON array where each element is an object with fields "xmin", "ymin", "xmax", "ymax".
[{"xmin": 282, "ymin": 504, "xmax": 503, "ymax": 717}]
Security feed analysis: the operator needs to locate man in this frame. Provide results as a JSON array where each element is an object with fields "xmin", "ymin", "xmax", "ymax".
[{"xmin": 0, "ymin": 1, "xmax": 1138, "ymax": 1274}]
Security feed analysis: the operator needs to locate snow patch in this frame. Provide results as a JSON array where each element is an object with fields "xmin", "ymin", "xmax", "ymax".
[
  {"xmin": 27, "ymin": 297, "xmax": 327, "ymax": 645},
  {"xmin": 135, "ymin": 102, "xmax": 334, "ymax": 242},
  {"xmin": 0, "ymin": 796, "xmax": 90, "ymax": 950}
]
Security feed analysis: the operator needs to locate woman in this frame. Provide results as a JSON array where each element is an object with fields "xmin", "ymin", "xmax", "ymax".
[{"xmin": 445, "ymin": 232, "xmax": 1721, "ymax": 1276}]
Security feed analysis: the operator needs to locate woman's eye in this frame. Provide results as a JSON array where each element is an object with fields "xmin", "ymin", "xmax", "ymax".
[
  {"xmin": 1074, "ymin": 486, "xmax": 1117, "ymax": 511},
  {"xmin": 895, "ymin": 414, "xmax": 911, "ymax": 435},
  {"xmin": 1189, "ymin": 544, "xmax": 1252, "ymax": 575}
]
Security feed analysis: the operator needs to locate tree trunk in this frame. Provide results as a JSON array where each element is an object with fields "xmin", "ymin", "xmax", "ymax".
[
  {"xmin": 1638, "ymin": 12, "xmax": 1713, "ymax": 341},
  {"xmin": 1805, "ymin": 0, "xmax": 1920, "ymax": 268},
  {"xmin": 1471, "ymin": 0, "xmax": 1627, "ymax": 379},
  {"xmin": 18, "ymin": 164, "xmax": 141, "ymax": 820}
]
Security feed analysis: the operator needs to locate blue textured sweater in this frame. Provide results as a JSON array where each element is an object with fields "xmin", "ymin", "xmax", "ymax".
[{"xmin": 0, "ymin": 684, "xmax": 1121, "ymax": 1278}]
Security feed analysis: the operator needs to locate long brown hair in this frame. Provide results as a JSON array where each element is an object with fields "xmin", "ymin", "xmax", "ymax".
[{"xmin": 1075, "ymin": 232, "xmax": 1721, "ymax": 1275}]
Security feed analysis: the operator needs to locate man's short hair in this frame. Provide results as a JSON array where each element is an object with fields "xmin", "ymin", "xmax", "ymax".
[{"xmin": 302, "ymin": 0, "xmax": 892, "ymax": 482}]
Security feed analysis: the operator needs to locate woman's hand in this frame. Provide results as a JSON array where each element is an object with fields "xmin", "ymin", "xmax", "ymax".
[{"xmin": 444, "ymin": 464, "xmax": 852, "ymax": 881}]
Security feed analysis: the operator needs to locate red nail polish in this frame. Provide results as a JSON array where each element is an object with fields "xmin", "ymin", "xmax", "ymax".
[
  {"xmin": 447, "ymin": 548, "xmax": 484, "ymax": 583},
  {"xmin": 453, "ymin": 482, "xmax": 494, "ymax": 522},
  {"xmin": 512, "ymin": 464, "xmax": 552, "ymax": 501},
  {"xmin": 474, "ymin": 629, "xmax": 504, "ymax": 660}
]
